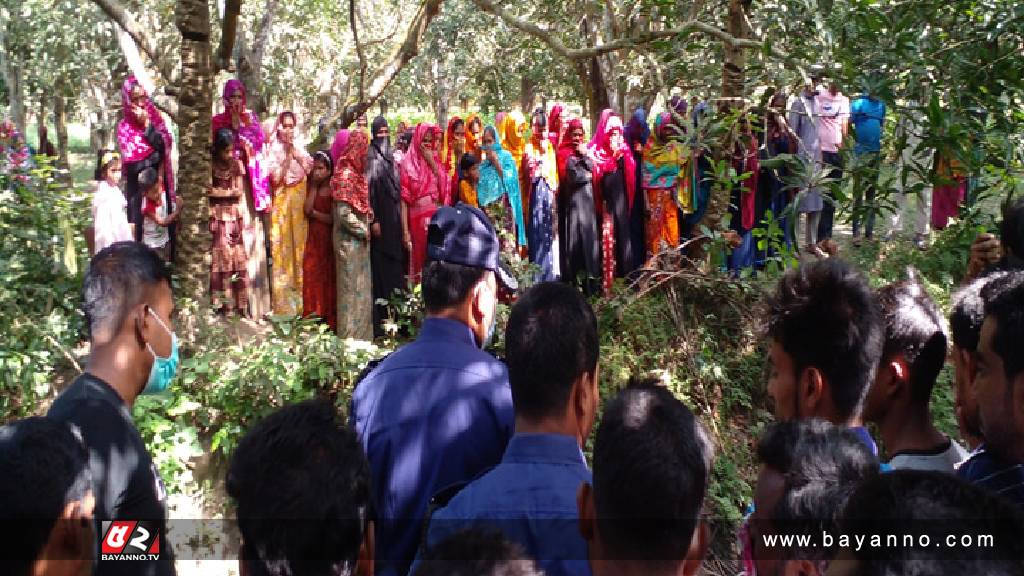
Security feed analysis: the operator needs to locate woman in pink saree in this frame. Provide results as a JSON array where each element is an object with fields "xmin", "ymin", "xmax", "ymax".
[
  {"xmin": 399, "ymin": 123, "xmax": 450, "ymax": 285},
  {"xmin": 212, "ymin": 79, "xmax": 272, "ymax": 318},
  {"xmin": 117, "ymin": 76, "xmax": 176, "ymax": 254}
]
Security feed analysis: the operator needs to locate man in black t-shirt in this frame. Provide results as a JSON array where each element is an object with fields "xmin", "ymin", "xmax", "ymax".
[{"xmin": 48, "ymin": 242, "xmax": 178, "ymax": 576}]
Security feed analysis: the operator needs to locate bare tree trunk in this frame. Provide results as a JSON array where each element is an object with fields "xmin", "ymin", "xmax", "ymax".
[
  {"xmin": 0, "ymin": 57, "xmax": 26, "ymax": 136},
  {"xmin": 519, "ymin": 75, "xmax": 536, "ymax": 114},
  {"xmin": 721, "ymin": 0, "xmax": 748, "ymax": 102},
  {"xmin": 37, "ymin": 98, "xmax": 48, "ymax": 154},
  {"xmin": 53, "ymin": 95, "xmax": 70, "ymax": 174},
  {"xmin": 175, "ymin": 0, "xmax": 214, "ymax": 300}
]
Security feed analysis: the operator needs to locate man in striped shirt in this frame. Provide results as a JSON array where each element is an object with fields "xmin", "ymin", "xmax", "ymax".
[{"xmin": 957, "ymin": 272, "xmax": 1024, "ymax": 508}]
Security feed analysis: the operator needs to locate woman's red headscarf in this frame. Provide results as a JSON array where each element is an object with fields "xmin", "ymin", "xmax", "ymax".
[
  {"xmin": 547, "ymin": 104, "xmax": 564, "ymax": 149},
  {"xmin": 331, "ymin": 130, "xmax": 372, "ymax": 216},
  {"xmin": 117, "ymin": 76, "xmax": 176, "ymax": 201},
  {"xmin": 443, "ymin": 116, "xmax": 463, "ymax": 174},
  {"xmin": 400, "ymin": 123, "xmax": 450, "ymax": 206},
  {"xmin": 589, "ymin": 111, "xmax": 636, "ymax": 211},
  {"xmin": 556, "ymin": 117, "xmax": 585, "ymax": 186}
]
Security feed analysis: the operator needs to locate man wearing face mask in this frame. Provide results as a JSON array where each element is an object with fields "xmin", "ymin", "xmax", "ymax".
[
  {"xmin": 47, "ymin": 242, "xmax": 177, "ymax": 576},
  {"xmin": 351, "ymin": 204, "xmax": 517, "ymax": 576}
]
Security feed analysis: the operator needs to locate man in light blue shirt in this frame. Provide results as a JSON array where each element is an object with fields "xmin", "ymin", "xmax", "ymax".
[
  {"xmin": 850, "ymin": 92, "xmax": 886, "ymax": 244},
  {"xmin": 415, "ymin": 282, "xmax": 601, "ymax": 576},
  {"xmin": 352, "ymin": 204, "xmax": 518, "ymax": 576}
]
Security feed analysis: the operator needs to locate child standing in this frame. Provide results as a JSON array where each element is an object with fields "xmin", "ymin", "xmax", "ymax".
[
  {"xmin": 90, "ymin": 149, "xmax": 133, "ymax": 254},
  {"xmin": 209, "ymin": 128, "xmax": 250, "ymax": 315},
  {"xmin": 302, "ymin": 151, "xmax": 336, "ymax": 330},
  {"xmin": 457, "ymin": 152, "xmax": 480, "ymax": 208},
  {"xmin": 139, "ymin": 166, "xmax": 180, "ymax": 261}
]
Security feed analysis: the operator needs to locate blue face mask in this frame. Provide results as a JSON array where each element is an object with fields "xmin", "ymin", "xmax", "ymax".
[{"xmin": 143, "ymin": 308, "xmax": 179, "ymax": 395}]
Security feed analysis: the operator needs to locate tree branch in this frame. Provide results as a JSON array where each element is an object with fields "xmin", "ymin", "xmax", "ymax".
[
  {"xmin": 215, "ymin": 0, "xmax": 243, "ymax": 72},
  {"xmin": 90, "ymin": 0, "xmax": 171, "ymax": 84},
  {"xmin": 251, "ymin": 0, "xmax": 278, "ymax": 72},
  {"xmin": 471, "ymin": 0, "xmax": 799, "ymax": 72},
  {"xmin": 349, "ymin": 0, "xmax": 368, "ymax": 104}
]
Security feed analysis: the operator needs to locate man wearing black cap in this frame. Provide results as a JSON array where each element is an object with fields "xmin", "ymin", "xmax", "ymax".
[{"xmin": 351, "ymin": 204, "xmax": 517, "ymax": 576}]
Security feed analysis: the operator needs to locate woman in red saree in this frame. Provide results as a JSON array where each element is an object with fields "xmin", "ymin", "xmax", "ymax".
[
  {"xmin": 302, "ymin": 151, "xmax": 336, "ymax": 330},
  {"xmin": 589, "ymin": 110, "xmax": 637, "ymax": 292},
  {"xmin": 399, "ymin": 123, "xmax": 450, "ymax": 285}
]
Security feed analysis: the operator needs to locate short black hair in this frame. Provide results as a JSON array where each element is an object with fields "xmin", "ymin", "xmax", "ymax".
[
  {"xmin": 412, "ymin": 528, "xmax": 543, "ymax": 576},
  {"xmin": 592, "ymin": 379, "xmax": 713, "ymax": 564},
  {"xmin": 83, "ymin": 242, "xmax": 172, "ymax": 339},
  {"xmin": 766, "ymin": 259, "xmax": 884, "ymax": 421},
  {"xmin": 877, "ymin": 272, "xmax": 948, "ymax": 403},
  {"xmin": 982, "ymin": 271, "xmax": 1024, "ymax": 382},
  {"xmin": 999, "ymin": 197, "xmax": 1024, "ymax": 264},
  {"xmin": 0, "ymin": 417, "xmax": 91, "ymax": 576},
  {"xmin": 505, "ymin": 282, "xmax": 598, "ymax": 421},
  {"xmin": 226, "ymin": 400, "xmax": 372, "ymax": 576},
  {"xmin": 421, "ymin": 260, "xmax": 487, "ymax": 314},
  {"xmin": 459, "ymin": 152, "xmax": 479, "ymax": 173},
  {"xmin": 213, "ymin": 127, "xmax": 235, "ymax": 157},
  {"xmin": 839, "ymin": 470, "xmax": 1024, "ymax": 575},
  {"xmin": 756, "ymin": 419, "xmax": 879, "ymax": 561},
  {"xmin": 137, "ymin": 166, "xmax": 159, "ymax": 192},
  {"xmin": 950, "ymin": 271, "xmax": 1008, "ymax": 352}
]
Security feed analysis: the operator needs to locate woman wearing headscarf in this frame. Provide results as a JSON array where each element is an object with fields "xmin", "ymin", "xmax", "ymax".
[
  {"xmin": 331, "ymin": 130, "xmax": 374, "ymax": 339},
  {"xmin": 367, "ymin": 116, "xmax": 406, "ymax": 337},
  {"xmin": 499, "ymin": 111, "xmax": 528, "ymax": 216},
  {"xmin": 267, "ymin": 111, "xmax": 313, "ymax": 315},
  {"xmin": 523, "ymin": 109, "xmax": 559, "ymax": 281},
  {"xmin": 117, "ymin": 76, "xmax": 176, "ymax": 252},
  {"xmin": 547, "ymin": 104, "xmax": 565, "ymax": 149},
  {"xmin": 642, "ymin": 112, "xmax": 690, "ymax": 260},
  {"xmin": 589, "ymin": 110, "xmax": 637, "ymax": 291},
  {"xmin": 464, "ymin": 114, "xmax": 484, "ymax": 159},
  {"xmin": 442, "ymin": 116, "xmax": 466, "ymax": 198},
  {"xmin": 760, "ymin": 93, "xmax": 797, "ymax": 261},
  {"xmin": 400, "ymin": 123, "xmax": 449, "ymax": 284},
  {"xmin": 726, "ymin": 118, "xmax": 760, "ymax": 274},
  {"xmin": 211, "ymin": 80, "xmax": 269, "ymax": 213},
  {"xmin": 478, "ymin": 125, "xmax": 526, "ymax": 248},
  {"xmin": 556, "ymin": 118, "xmax": 601, "ymax": 295},
  {"xmin": 302, "ymin": 150, "xmax": 336, "ymax": 331},
  {"xmin": 624, "ymin": 107, "xmax": 650, "ymax": 273}
]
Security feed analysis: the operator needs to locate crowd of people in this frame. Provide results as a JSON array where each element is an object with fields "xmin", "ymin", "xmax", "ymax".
[
  {"xmin": 5, "ymin": 192, "xmax": 1024, "ymax": 575},
  {"xmin": 78, "ymin": 72, "xmax": 983, "ymax": 338}
]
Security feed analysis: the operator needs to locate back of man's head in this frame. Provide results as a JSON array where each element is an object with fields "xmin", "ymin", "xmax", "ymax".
[
  {"xmin": 754, "ymin": 419, "xmax": 879, "ymax": 566},
  {"xmin": 505, "ymin": 282, "xmax": 598, "ymax": 422},
  {"xmin": 412, "ymin": 528, "xmax": 543, "ymax": 576},
  {"xmin": 422, "ymin": 260, "xmax": 486, "ymax": 314},
  {"xmin": 590, "ymin": 379, "xmax": 713, "ymax": 570},
  {"xmin": 227, "ymin": 400, "xmax": 372, "ymax": 576},
  {"xmin": 83, "ymin": 242, "xmax": 172, "ymax": 341},
  {"xmin": 839, "ymin": 470, "xmax": 1024, "ymax": 576},
  {"xmin": 999, "ymin": 197, "xmax": 1024, "ymax": 265},
  {"xmin": 877, "ymin": 272, "xmax": 948, "ymax": 403},
  {"xmin": 983, "ymin": 271, "xmax": 1024, "ymax": 383},
  {"xmin": 950, "ymin": 271, "xmax": 1009, "ymax": 353},
  {"xmin": 0, "ymin": 417, "xmax": 92, "ymax": 576},
  {"xmin": 766, "ymin": 259, "xmax": 883, "ymax": 422}
]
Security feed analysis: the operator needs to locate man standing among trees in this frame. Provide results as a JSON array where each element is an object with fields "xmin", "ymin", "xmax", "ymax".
[{"xmin": 815, "ymin": 79, "xmax": 850, "ymax": 253}]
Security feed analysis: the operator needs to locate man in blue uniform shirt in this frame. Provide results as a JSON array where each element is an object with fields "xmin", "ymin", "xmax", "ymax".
[
  {"xmin": 351, "ymin": 204, "xmax": 517, "ymax": 576},
  {"xmin": 415, "ymin": 281, "xmax": 601, "ymax": 576},
  {"xmin": 850, "ymin": 88, "xmax": 886, "ymax": 245}
]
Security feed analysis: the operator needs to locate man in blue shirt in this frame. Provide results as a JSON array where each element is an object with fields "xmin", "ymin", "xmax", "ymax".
[
  {"xmin": 416, "ymin": 282, "xmax": 601, "ymax": 576},
  {"xmin": 351, "ymin": 204, "xmax": 518, "ymax": 576},
  {"xmin": 850, "ymin": 91, "xmax": 886, "ymax": 245}
]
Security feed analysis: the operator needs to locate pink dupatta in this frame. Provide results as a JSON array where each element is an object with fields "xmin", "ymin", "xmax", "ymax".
[
  {"xmin": 212, "ymin": 79, "xmax": 270, "ymax": 211},
  {"xmin": 116, "ymin": 76, "xmax": 176, "ymax": 202}
]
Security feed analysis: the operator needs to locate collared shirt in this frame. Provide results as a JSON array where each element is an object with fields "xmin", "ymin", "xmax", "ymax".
[
  {"xmin": 957, "ymin": 445, "xmax": 1024, "ymax": 509},
  {"xmin": 47, "ymin": 373, "xmax": 175, "ymax": 576},
  {"xmin": 416, "ymin": 433, "xmax": 593, "ymax": 576},
  {"xmin": 351, "ymin": 317, "xmax": 514, "ymax": 576}
]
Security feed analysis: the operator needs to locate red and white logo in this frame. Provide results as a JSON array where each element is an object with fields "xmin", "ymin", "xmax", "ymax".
[{"xmin": 100, "ymin": 521, "xmax": 161, "ymax": 561}]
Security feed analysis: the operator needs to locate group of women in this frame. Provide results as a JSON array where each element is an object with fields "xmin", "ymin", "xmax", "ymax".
[{"xmin": 100, "ymin": 75, "xmax": 785, "ymax": 338}]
